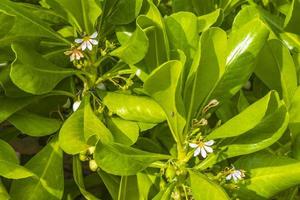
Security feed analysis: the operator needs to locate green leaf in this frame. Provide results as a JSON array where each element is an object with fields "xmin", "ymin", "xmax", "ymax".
[
  {"xmin": 189, "ymin": 170, "xmax": 230, "ymax": 200},
  {"xmin": 98, "ymin": 170, "xmax": 120, "ymax": 200},
  {"xmin": 197, "ymin": 9, "xmax": 223, "ymax": 33},
  {"xmin": 235, "ymin": 152, "xmax": 300, "ymax": 199},
  {"xmin": 152, "ymin": 183, "xmax": 175, "ymax": 200},
  {"xmin": 10, "ymin": 138, "xmax": 64, "ymax": 200},
  {"xmin": 109, "ymin": 0, "xmax": 143, "ymax": 25},
  {"xmin": 207, "ymin": 91, "xmax": 280, "ymax": 140},
  {"xmin": 165, "ymin": 12, "xmax": 199, "ymax": 63},
  {"xmin": 94, "ymin": 142, "xmax": 170, "ymax": 176},
  {"xmin": 73, "ymin": 156, "xmax": 100, "ymax": 200},
  {"xmin": 0, "ymin": 95, "xmax": 39, "ymax": 123},
  {"xmin": 59, "ymin": 95, "xmax": 113, "ymax": 154},
  {"xmin": 204, "ymin": 19, "xmax": 269, "ymax": 106},
  {"xmin": 0, "ymin": 139, "xmax": 35, "ymax": 179},
  {"xmin": 198, "ymin": 92, "xmax": 289, "ymax": 169},
  {"xmin": 144, "ymin": 61, "xmax": 186, "ymax": 150},
  {"xmin": 107, "ymin": 117, "xmax": 139, "ymax": 146},
  {"xmin": 284, "ymin": 0, "xmax": 300, "ymax": 35},
  {"xmin": 0, "ymin": 0, "xmax": 69, "ymax": 44},
  {"xmin": 8, "ymin": 110, "xmax": 61, "ymax": 137},
  {"xmin": 11, "ymin": 43, "xmax": 76, "ymax": 95},
  {"xmin": 45, "ymin": 0, "xmax": 101, "ymax": 34},
  {"xmin": 184, "ymin": 27, "xmax": 227, "ymax": 128},
  {"xmin": 255, "ymin": 39, "xmax": 297, "ymax": 106},
  {"xmin": 133, "ymin": 0, "xmax": 170, "ymax": 75},
  {"xmin": 110, "ymin": 17, "xmax": 149, "ymax": 65},
  {"xmin": 0, "ymin": 179, "xmax": 9, "ymax": 200},
  {"xmin": 102, "ymin": 92, "xmax": 165, "ymax": 123},
  {"xmin": 233, "ymin": 5, "xmax": 300, "ymax": 53},
  {"xmin": 118, "ymin": 176, "xmax": 139, "ymax": 200}
]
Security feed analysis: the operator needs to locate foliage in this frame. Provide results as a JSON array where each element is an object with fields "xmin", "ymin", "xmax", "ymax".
[{"xmin": 0, "ymin": 0, "xmax": 300, "ymax": 199}]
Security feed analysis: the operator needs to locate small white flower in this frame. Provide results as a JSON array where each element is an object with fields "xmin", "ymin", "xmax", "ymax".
[
  {"xmin": 189, "ymin": 140, "xmax": 214, "ymax": 158},
  {"xmin": 72, "ymin": 100, "xmax": 81, "ymax": 112},
  {"xmin": 75, "ymin": 32, "xmax": 99, "ymax": 51},
  {"xmin": 64, "ymin": 46, "xmax": 84, "ymax": 61},
  {"xmin": 226, "ymin": 167, "xmax": 245, "ymax": 182}
]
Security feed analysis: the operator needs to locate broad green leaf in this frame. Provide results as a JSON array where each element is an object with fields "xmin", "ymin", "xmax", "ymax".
[
  {"xmin": 235, "ymin": 152, "xmax": 300, "ymax": 199},
  {"xmin": 203, "ymin": 19, "xmax": 269, "ymax": 107},
  {"xmin": 136, "ymin": 170, "xmax": 159, "ymax": 199},
  {"xmin": 233, "ymin": 5, "xmax": 300, "ymax": 53},
  {"xmin": 8, "ymin": 110, "xmax": 61, "ymax": 137},
  {"xmin": 152, "ymin": 183, "xmax": 175, "ymax": 200},
  {"xmin": 59, "ymin": 95, "xmax": 113, "ymax": 154},
  {"xmin": 98, "ymin": 170, "xmax": 120, "ymax": 200},
  {"xmin": 189, "ymin": 170, "xmax": 230, "ymax": 200},
  {"xmin": 10, "ymin": 138, "xmax": 64, "ymax": 200},
  {"xmin": 198, "ymin": 101, "xmax": 289, "ymax": 170},
  {"xmin": 0, "ymin": 179, "xmax": 9, "ymax": 200},
  {"xmin": 11, "ymin": 43, "xmax": 76, "ymax": 95},
  {"xmin": 207, "ymin": 91, "xmax": 280, "ymax": 140},
  {"xmin": 73, "ymin": 156, "xmax": 99, "ymax": 200},
  {"xmin": 118, "ymin": 176, "xmax": 139, "ymax": 200},
  {"xmin": 109, "ymin": 0, "xmax": 143, "ymax": 25},
  {"xmin": 94, "ymin": 142, "xmax": 170, "ymax": 176},
  {"xmin": 110, "ymin": 17, "xmax": 149, "ymax": 65},
  {"xmin": 290, "ymin": 87, "xmax": 300, "ymax": 159},
  {"xmin": 0, "ymin": 65, "xmax": 30, "ymax": 97},
  {"xmin": 0, "ymin": 95, "xmax": 40, "ymax": 123},
  {"xmin": 255, "ymin": 39, "xmax": 297, "ymax": 106},
  {"xmin": 144, "ymin": 61, "xmax": 186, "ymax": 150},
  {"xmin": 102, "ymin": 92, "xmax": 165, "ymax": 123},
  {"xmin": 0, "ymin": 139, "xmax": 35, "ymax": 179},
  {"xmin": 45, "ymin": 0, "xmax": 101, "ymax": 34},
  {"xmin": 0, "ymin": 0, "xmax": 69, "ymax": 44},
  {"xmin": 107, "ymin": 117, "xmax": 139, "ymax": 146},
  {"xmin": 284, "ymin": 0, "xmax": 300, "ymax": 35},
  {"xmin": 197, "ymin": 9, "xmax": 223, "ymax": 33},
  {"xmin": 133, "ymin": 0, "xmax": 170, "ymax": 75},
  {"xmin": 165, "ymin": 12, "xmax": 199, "ymax": 63},
  {"xmin": 184, "ymin": 28, "xmax": 227, "ymax": 128}
]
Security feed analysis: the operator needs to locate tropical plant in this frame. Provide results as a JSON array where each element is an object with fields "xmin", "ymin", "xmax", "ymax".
[{"xmin": 1, "ymin": 0, "xmax": 300, "ymax": 199}]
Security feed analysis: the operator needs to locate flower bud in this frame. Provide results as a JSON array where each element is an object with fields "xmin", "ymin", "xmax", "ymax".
[{"xmin": 89, "ymin": 160, "xmax": 98, "ymax": 172}]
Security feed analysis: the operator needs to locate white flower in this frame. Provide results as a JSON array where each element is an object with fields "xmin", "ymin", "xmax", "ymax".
[
  {"xmin": 72, "ymin": 100, "xmax": 81, "ymax": 112},
  {"xmin": 64, "ymin": 46, "xmax": 84, "ymax": 61},
  {"xmin": 189, "ymin": 140, "xmax": 214, "ymax": 158},
  {"xmin": 75, "ymin": 32, "xmax": 99, "ymax": 51},
  {"xmin": 226, "ymin": 167, "xmax": 245, "ymax": 182}
]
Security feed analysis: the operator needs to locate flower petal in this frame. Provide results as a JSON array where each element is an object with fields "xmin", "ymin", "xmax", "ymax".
[
  {"xmin": 204, "ymin": 146, "xmax": 213, "ymax": 153},
  {"xmin": 70, "ymin": 54, "xmax": 75, "ymax": 62},
  {"xmin": 200, "ymin": 147, "xmax": 207, "ymax": 158},
  {"xmin": 90, "ymin": 39, "xmax": 98, "ymax": 45},
  {"xmin": 205, "ymin": 140, "xmax": 215, "ymax": 146},
  {"xmin": 232, "ymin": 174, "xmax": 238, "ymax": 182},
  {"xmin": 90, "ymin": 32, "xmax": 98, "ymax": 38},
  {"xmin": 75, "ymin": 38, "xmax": 83, "ymax": 43},
  {"xmin": 81, "ymin": 42, "xmax": 87, "ymax": 51},
  {"xmin": 87, "ymin": 41, "xmax": 93, "ymax": 51},
  {"xmin": 226, "ymin": 174, "xmax": 232, "ymax": 180},
  {"xmin": 72, "ymin": 101, "xmax": 81, "ymax": 111},
  {"xmin": 193, "ymin": 147, "xmax": 201, "ymax": 157},
  {"xmin": 189, "ymin": 143, "xmax": 198, "ymax": 148}
]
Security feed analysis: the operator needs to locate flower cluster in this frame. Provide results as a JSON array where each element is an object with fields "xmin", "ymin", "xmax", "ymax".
[{"xmin": 64, "ymin": 32, "xmax": 99, "ymax": 62}]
